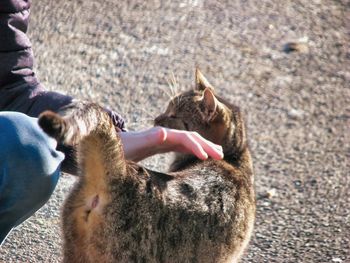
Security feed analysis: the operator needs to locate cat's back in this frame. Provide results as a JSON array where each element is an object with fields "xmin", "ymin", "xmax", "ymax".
[
  {"xmin": 144, "ymin": 157, "xmax": 255, "ymax": 263},
  {"xmin": 100, "ymin": 157, "xmax": 255, "ymax": 263},
  {"xmin": 165, "ymin": 159, "xmax": 253, "ymax": 210}
]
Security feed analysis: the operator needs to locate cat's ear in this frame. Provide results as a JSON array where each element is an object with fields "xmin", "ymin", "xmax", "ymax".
[
  {"xmin": 195, "ymin": 68, "xmax": 214, "ymax": 91},
  {"xmin": 202, "ymin": 87, "xmax": 217, "ymax": 122}
]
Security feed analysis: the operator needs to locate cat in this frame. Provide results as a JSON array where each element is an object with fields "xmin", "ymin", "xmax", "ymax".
[{"xmin": 38, "ymin": 69, "xmax": 256, "ymax": 263}]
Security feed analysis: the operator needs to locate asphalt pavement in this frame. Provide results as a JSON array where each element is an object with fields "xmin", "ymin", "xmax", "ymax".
[{"xmin": 0, "ymin": 1, "xmax": 348, "ymax": 262}]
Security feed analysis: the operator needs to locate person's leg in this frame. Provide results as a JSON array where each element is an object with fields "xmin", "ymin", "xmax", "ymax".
[{"xmin": 0, "ymin": 112, "xmax": 64, "ymax": 245}]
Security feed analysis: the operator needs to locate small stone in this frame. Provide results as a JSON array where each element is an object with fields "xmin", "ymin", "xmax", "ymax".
[
  {"xmin": 283, "ymin": 42, "xmax": 309, "ymax": 53},
  {"xmin": 247, "ymin": 92, "xmax": 254, "ymax": 98},
  {"xmin": 288, "ymin": 108, "xmax": 304, "ymax": 120},
  {"xmin": 266, "ymin": 188, "xmax": 277, "ymax": 199},
  {"xmin": 294, "ymin": 180, "xmax": 302, "ymax": 187},
  {"xmin": 332, "ymin": 258, "xmax": 342, "ymax": 262}
]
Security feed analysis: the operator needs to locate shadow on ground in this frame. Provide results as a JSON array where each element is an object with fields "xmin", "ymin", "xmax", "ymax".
[{"xmin": 1, "ymin": 1, "xmax": 349, "ymax": 262}]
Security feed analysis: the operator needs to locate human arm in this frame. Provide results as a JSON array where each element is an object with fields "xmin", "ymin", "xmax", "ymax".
[
  {"xmin": 0, "ymin": 0, "xmax": 74, "ymax": 116},
  {"xmin": 120, "ymin": 127, "xmax": 224, "ymax": 162},
  {"xmin": 0, "ymin": 0, "xmax": 222, "ymax": 172},
  {"xmin": 0, "ymin": 0, "xmax": 126, "ymax": 175}
]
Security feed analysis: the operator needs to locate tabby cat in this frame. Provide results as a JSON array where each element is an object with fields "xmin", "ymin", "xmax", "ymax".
[{"xmin": 38, "ymin": 69, "xmax": 255, "ymax": 263}]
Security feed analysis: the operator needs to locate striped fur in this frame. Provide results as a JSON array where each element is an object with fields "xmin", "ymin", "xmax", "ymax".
[
  {"xmin": 38, "ymin": 70, "xmax": 255, "ymax": 263},
  {"xmin": 39, "ymin": 101, "xmax": 114, "ymax": 145}
]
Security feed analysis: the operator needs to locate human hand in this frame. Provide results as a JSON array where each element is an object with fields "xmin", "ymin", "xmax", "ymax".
[{"xmin": 119, "ymin": 126, "xmax": 223, "ymax": 162}]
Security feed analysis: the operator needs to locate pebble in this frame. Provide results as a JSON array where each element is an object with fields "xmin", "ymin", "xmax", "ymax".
[
  {"xmin": 332, "ymin": 258, "xmax": 343, "ymax": 262},
  {"xmin": 266, "ymin": 188, "xmax": 277, "ymax": 199},
  {"xmin": 283, "ymin": 42, "xmax": 309, "ymax": 53},
  {"xmin": 288, "ymin": 108, "xmax": 305, "ymax": 120}
]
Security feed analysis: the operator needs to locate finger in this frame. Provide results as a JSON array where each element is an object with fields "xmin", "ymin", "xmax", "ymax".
[
  {"xmin": 191, "ymin": 132, "xmax": 224, "ymax": 160},
  {"xmin": 181, "ymin": 132, "xmax": 209, "ymax": 160},
  {"xmin": 163, "ymin": 128, "xmax": 223, "ymax": 160}
]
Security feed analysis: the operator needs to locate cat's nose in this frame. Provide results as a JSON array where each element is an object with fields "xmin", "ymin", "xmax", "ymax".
[{"xmin": 154, "ymin": 115, "xmax": 164, "ymax": 126}]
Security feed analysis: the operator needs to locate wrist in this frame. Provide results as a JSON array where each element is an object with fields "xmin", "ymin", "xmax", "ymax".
[{"xmin": 119, "ymin": 127, "xmax": 166, "ymax": 162}]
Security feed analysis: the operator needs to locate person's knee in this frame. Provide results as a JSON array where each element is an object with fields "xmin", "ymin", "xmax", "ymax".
[
  {"xmin": 1, "ymin": 111, "xmax": 64, "ymax": 197},
  {"xmin": 0, "ymin": 112, "xmax": 64, "ymax": 235},
  {"xmin": 28, "ymin": 165, "xmax": 61, "ymax": 208},
  {"xmin": 0, "ymin": 112, "xmax": 64, "ymax": 176}
]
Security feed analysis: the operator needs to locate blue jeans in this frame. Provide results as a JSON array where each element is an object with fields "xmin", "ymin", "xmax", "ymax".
[{"xmin": 0, "ymin": 112, "xmax": 64, "ymax": 245}]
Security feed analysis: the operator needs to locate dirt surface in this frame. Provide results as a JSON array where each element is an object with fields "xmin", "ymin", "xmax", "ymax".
[{"xmin": 1, "ymin": 0, "xmax": 349, "ymax": 262}]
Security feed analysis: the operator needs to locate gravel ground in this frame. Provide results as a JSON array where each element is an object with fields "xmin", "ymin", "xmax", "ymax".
[{"xmin": 1, "ymin": 0, "xmax": 349, "ymax": 262}]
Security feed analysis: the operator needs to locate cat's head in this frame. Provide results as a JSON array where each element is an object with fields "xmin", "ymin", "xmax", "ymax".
[{"xmin": 155, "ymin": 69, "xmax": 247, "ymax": 156}]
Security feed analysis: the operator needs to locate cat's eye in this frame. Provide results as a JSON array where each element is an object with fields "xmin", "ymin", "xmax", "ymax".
[{"xmin": 169, "ymin": 115, "xmax": 176, "ymax": 119}]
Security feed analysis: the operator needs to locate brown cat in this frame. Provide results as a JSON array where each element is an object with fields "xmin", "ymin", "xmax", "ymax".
[{"xmin": 38, "ymin": 69, "xmax": 255, "ymax": 263}]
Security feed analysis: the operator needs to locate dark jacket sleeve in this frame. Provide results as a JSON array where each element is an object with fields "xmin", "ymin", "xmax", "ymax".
[
  {"xmin": 0, "ymin": 0, "xmax": 126, "ymax": 175},
  {"xmin": 0, "ymin": 0, "xmax": 77, "ymax": 117}
]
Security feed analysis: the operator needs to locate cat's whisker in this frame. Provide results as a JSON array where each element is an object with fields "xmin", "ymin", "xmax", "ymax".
[
  {"xmin": 140, "ymin": 108, "xmax": 156, "ymax": 119},
  {"xmin": 139, "ymin": 117, "xmax": 155, "ymax": 122},
  {"xmin": 176, "ymin": 93, "xmax": 183, "ymax": 106},
  {"xmin": 172, "ymin": 72, "xmax": 181, "ymax": 95},
  {"xmin": 127, "ymin": 118, "xmax": 154, "ymax": 126},
  {"xmin": 164, "ymin": 83, "xmax": 175, "ymax": 101},
  {"xmin": 169, "ymin": 83, "xmax": 176, "ymax": 98},
  {"xmin": 160, "ymin": 83, "xmax": 174, "ymax": 100},
  {"xmin": 168, "ymin": 72, "xmax": 178, "ymax": 97}
]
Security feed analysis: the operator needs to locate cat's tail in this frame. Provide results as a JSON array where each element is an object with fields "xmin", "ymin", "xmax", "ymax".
[
  {"xmin": 38, "ymin": 101, "xmax": 127, "ymax": 176},
  {"xmin": 38, "ymin": 101, "xmax": 113, "ymax": 145}
]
